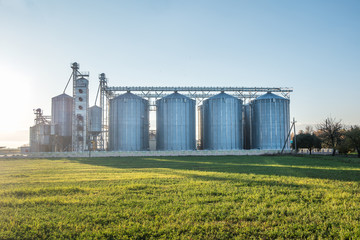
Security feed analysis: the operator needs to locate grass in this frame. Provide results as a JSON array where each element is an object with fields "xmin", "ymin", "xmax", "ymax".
[{"xmin": 0, "ymin": 155, "xmax": 360, "ymax": 239}]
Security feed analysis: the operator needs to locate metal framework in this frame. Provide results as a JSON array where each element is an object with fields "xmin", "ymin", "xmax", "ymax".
[
  {"xmin": 98, "ymin": 73, "xmax": 108, "ymax": 151},
  {"xmin": 105, "ymin": 86, "xmax": 292, "ymax": 100},
  {"xmin": 33, "ymin": 108, "xmax": 51, "ymax": 125},
  {"xmin": 100, "ymin": 84, "xmax": 293, "ymax": 150}
]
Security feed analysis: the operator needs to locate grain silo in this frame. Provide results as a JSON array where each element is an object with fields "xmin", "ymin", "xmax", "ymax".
[
  {"xmin": 202, "ymin": 92, "xmax": 243, "ymax": 150},
  {"xmin": 109, "ymin": 92, "xmax": 149, "ymax": 151},
  {"xmin": 89, "ymin": 105, "xmax": 102, "ymax": 150},
  {"xmin": 51, "ymin": 93, "xmax": 73, "ymax": 151},
  {"xmin": 29, "ymin": 124, "xmax": 51, "ymax": 152},
  {"xmin": 89, "ymin": 105, "xmax": 102, "ymax": 134},
  {"xmin": 252, "ymin": 92, "xmax": 290, "ymax": 150},
  {"xmin": 156, "ymin": 92, "xmax": 196, "ymax": 150}
]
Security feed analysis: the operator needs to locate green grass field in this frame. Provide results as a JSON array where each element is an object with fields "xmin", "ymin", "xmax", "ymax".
[{"xmin": 1, "ymin": 155, "xmax": 360, "ymax": 239}]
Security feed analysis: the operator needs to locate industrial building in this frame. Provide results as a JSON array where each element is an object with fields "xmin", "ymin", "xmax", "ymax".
[{"xmin": 29, "ymin": 62, "xmax": 293, "ymax": 153}]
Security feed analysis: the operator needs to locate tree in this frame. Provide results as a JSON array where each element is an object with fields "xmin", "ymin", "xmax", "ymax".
[
  {"xmin": 293, "ymin": 133, "xmax": 321, "ymax": 155},
  {"xmin": 345, "ymin": 125, "xmax": 360, "ymax": 158},
  {"xmin": 305, "ymin": 125, "xmax": 314, "ymax": 134},
  {"xmin": 317, "ymin": 117, "xmax": 343, "ymax": 156},
  {"xmin": 336, "ymin": 135, "xmax": 352, "ymax": 155}
]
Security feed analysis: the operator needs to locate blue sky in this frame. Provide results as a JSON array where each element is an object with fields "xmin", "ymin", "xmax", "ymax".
[{"xmin": 0, "ymin": 0, "xmax": 359, "ymax": 147}]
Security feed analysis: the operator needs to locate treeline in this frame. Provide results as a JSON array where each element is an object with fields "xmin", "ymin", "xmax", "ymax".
[{"xmin": 292, "ymin": 117, "xmax": 360, "ymax": 157}]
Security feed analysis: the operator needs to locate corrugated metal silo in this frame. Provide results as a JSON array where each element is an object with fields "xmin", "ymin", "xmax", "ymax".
[
  {"xmin": 156, "ymin": 92, "xmax": 196, "ymax": 150},
  {"xmin": 109, "ymin": 92, "xmax": 149, "ymax": 151},
  {"xmin": 252, "ymin": 92, "xmax": 290, "ymax": 150},
  {"xmin": 51, "ymin": 93, "xmax": 73, "ymax": 137},
  {"xmin": 51, "ymin": 93, "xmax": 73, "ymax": 151},
  {"xmin": 29, "ymin": 126, "xmax": 37, "ymax": 152},
  {"xmin": 29, "ymin": 124, "xmax": 51, "ymax": 152},
  {"xmin": 89, "ymin": 105, "xmax": 102, "ymax": 134},
  {"xmin": 203, "ymin": 92, "xmax": 243, "ymax": 150},
  {"xmin": 38, "ymin": 124, "xmax": 51, "ymax": 145}
]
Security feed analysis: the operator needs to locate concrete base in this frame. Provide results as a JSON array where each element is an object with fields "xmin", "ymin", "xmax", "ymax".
[{"xmin": 22, "ymin": 149, "xmax": 291, "ymax": 158}]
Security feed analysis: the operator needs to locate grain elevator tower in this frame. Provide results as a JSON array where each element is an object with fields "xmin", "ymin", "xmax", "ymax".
[{"xmin": 71, "ymin": 62, "xmax": 90, "ymax": 151}]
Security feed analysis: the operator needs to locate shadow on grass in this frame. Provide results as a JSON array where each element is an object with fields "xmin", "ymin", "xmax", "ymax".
[{"xmin": 60, "ymin": 155, "xmax": 360, "ymax": 182}]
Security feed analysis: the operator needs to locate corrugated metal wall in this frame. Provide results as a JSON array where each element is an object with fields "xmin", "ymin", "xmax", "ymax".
[
  {"xmin": 156, "ymin": 92, "xmax": 196, "ymax": 150},
  {"xmin": 109, "ymin": 92, "xmax": 149, "ymax": 151},
  {"xmin": 252, "ymin": 92, "xmax": 290, "ymax": 150},
  {"xmin": 29, "ymin": 124, "xmax": 51, "ymax": 152},
  {"xmin": 51, "ymin": 93, "xmax": 73, "ymax": 137},
  {"xmin": 89, "ymin": 105, "xmax": 102, "ymax": 134},
  {"xmin": 202, "ymin": 93, "xmax": 243, "ymax": 150}
]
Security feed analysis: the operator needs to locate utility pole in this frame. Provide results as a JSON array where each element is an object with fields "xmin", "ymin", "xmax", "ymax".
[
  {"xmin": 293, "ymin": 117, "xmax": 297, "ymax": 152},
  {"xmin": 281, "ymin": 117, "xmax": 297, "ymax": 154}
]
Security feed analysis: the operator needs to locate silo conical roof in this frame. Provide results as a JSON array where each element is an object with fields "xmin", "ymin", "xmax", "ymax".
[
  {"xmin": 256, "ymin": 92, "xmax": 286, "ymax": 100},
  {"xmin": 207, "ymin": 92, "xmax": 238, "ymax": 100},
  {"xmin": 113, "ymin": 92, "xmax": 143, "ymax": 100},
  {"xmin": 163, "ymin": 92, "xmax": 190, "ymax": 99},
  {"xmin": 52, "ymin": 93, "xmax": 72, "ymax": 99}
]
